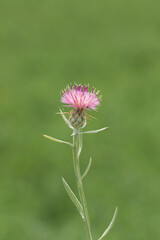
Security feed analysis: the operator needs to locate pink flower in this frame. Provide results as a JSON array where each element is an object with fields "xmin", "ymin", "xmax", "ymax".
[{"xmin": 61, "ymin": 84, "xmax": 101, "ymax": 110}]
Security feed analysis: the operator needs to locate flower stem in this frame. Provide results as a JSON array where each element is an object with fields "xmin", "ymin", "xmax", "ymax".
[{"xmin": 72, "ymin": 129, "xmax": 93, "ymax": 240}]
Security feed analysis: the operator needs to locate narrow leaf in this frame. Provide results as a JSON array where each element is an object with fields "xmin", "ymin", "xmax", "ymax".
[
  {"xmin": 80, "ymin": 127, "xmax": 109, "ymax": 135},
  {"xmin": 62, "ymin": 177, "xmax": 84, "ymax": 219},
  {"xmin": 43, "ymin": 135, "xmax": 72, "ymax": 146},
  {"xmin": 78, "ymin": 129, "xmax": 83, "ymax": 157},
  {"xmin": 98, "ymin": 207, "xmax": 118, "ymax": 240},
  {"xmin": 82, "ymin": 157, "xmax": 92, "ymax": 180},
  {"xmin": 59, "ymin": 109, "xmax": 74, "ymax": 129}
]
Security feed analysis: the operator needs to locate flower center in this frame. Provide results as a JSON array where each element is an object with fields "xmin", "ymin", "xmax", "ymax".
[{"xmin": 69, "ymin": 108, "xmax": 86, "ymax": 128}]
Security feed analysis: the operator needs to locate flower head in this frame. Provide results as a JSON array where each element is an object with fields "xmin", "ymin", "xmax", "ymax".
[
  {"xmin": 61, "ymin": 83, "xmax": 101, "ymax": 111},
  {"xmin": 61, "ymin": 84, "xmax": 101, "ymax": 129}
]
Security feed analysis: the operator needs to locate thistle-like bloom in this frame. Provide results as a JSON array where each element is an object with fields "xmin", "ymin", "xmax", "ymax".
[
  {"xmin": 61, "ymin": 84, "xmax": 101, "ymax": 128},
  {"xmin": 44, "ymin": 83, "xmax": 117, "ymax": 240},
  {"xmin": 61, "ymin": 84, "xmax": 101, "ymax": 111}
]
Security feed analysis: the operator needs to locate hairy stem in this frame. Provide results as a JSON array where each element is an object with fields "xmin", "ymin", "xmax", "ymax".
[{"xmin": 72, "ymin": 129, "xmax": 93, "ymax": 240}]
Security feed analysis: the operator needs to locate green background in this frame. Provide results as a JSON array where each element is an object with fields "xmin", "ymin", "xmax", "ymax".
[{"xmin": 0, "ymin": 0, "xmax": 160, "ymax": 239}]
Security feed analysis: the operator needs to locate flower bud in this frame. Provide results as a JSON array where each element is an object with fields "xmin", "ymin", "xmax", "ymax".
[{"xmin": 69, "ymin": 108, "xmax": 86, "ymax": 128}]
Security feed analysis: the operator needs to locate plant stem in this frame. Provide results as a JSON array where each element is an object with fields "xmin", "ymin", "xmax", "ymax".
[{"xmin": 72, "ymin": 129, "xmax": 93, "ymax": 240}]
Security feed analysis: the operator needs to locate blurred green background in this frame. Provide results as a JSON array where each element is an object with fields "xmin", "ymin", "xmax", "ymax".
[{"xmin": 0, "ymin": 0, "xmax": 160, "ymax": 239}]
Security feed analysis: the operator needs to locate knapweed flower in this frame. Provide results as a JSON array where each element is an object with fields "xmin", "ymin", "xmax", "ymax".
[
  {"xmin": 44, "ymin": 83, "xmax": 117, "ymax": 240},
  {"xmin": 61, "ymin": 84, "xmax": 101, "ymax": 128}
]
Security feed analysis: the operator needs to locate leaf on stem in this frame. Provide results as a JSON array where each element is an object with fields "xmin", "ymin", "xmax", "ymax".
[
  {"xmin": 81, "ymin": 157, "xmax": 92, "ymax": 180},
  {"xmin": 79, "ymin": 127, "xmax": 109, "ymax": 135},
  {"xmin": 98, "ymin": 207, "xmax": 118, "ymax": 240},
  {"xmin": 43, "ymin": 135, "xmax": 72, "ymax": 146},
  {"xmin": 59, "ymin": 109, "xmax": 74, "ymax": 129},
  {"xmin": 62, "ymin": 177, "xmax": 84, "ymax": 219},
  {"xmin": 78, "ymin": 130, "xmax": 83, "ymax": 157}
]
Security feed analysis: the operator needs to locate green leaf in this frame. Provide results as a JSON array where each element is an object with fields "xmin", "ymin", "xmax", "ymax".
[
  {"xmin": 98, "ymin": 207, "xmax": 118, "ymax": 240},
  {"xmin": 62, "ymin": 177, "xmax": 84, "ymax": 219},
  {"xmin": 43, "ymin": 135, "xmax": 72, "ymax": 146},
  {"xmin": 82, "ymin": 157, "xmax": 92, "ymax": 180},
  {"xmin": 59, "ymin": 109, "xmax": 74, "ymax": 129},
  {"xmin": 78, "ymin": 129, "xmax": 83, "ymax": 157},
  {"xmin": 80, "ymin": 127, "xmax": 109, "ymax": 135}
]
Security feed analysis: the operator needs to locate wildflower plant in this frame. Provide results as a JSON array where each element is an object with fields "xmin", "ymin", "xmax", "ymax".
[{"xmin": 44, "ymin": 84, "xmax": 117, "ymax": 240}]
